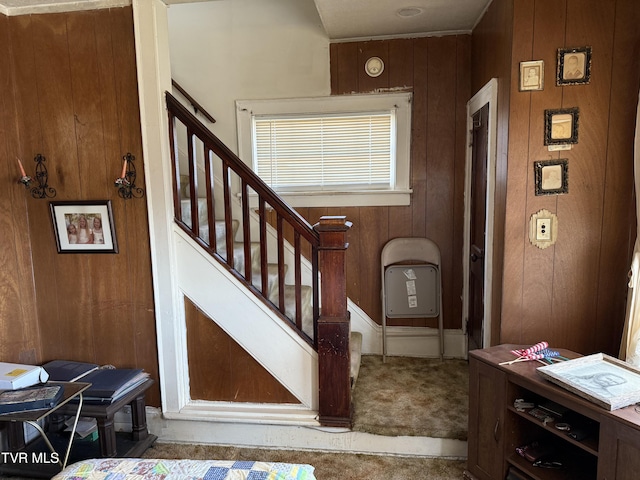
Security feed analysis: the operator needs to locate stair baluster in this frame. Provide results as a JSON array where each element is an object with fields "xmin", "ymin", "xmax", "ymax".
[{"xmin": 166, "ymin": 91, "xmax": 352, "ymax": 426}]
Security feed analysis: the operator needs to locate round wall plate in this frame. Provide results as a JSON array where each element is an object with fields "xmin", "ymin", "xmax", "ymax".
[{"xmin": 365, "ymin": 56, "xmax": 384, "ymax": 77}]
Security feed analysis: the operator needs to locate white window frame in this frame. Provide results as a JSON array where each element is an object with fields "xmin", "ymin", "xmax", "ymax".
[{"xmin": 236, "ymin": 93, "xmax": 412, "ymax": 207}]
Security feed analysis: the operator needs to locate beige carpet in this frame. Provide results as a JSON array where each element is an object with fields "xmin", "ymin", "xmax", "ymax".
[
  {"xmin": 352, "ymin": 355, "xmax": 469, "ymax": 440},
  {"xmin": 137, "ymin": 355, "xmax": 469, "ymax": 479},
  {"xmin": 142, "ymin": 443, "xmax": 466, "ymax": 480},
  {"xmin": 0, "ymin": 355, "xmax": 469, "ymax": 479}
]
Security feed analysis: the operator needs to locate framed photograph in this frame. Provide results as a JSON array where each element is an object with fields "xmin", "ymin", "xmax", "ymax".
[
  {"xmin": 519, "ymin": 60, "xmax": 544, "ymax": 91},
  {"xmin": 544, "ymin": 107, "xmax": 579, "ymax": 145},
  {"xmin": 534, "ymin": 159, "xmax": 568, "ymax": 195},
  {"xmin": 557, "ymin": 46, "xmax": 592, "ymax": 85},
  {"xmin": 50, "ymin": 200, "xmax": 118, "ymax": 254},
  {"xmin": 537, "ymin": 353, "xmax": 640, "ymax": 410}
]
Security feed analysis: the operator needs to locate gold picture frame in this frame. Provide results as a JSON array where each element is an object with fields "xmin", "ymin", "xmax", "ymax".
[{"xmin": 519, "ymin": 60, "xmax": 544, "ymax": 91}]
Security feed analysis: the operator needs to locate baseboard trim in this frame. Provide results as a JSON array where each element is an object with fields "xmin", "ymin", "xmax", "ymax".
[
  {"xmin": 385, "ymin": 327, "xmax": 468, "ymax": 359},
  {"xmin": 147, "ymin": 410, "xmax": 467, "ymax": 459}
]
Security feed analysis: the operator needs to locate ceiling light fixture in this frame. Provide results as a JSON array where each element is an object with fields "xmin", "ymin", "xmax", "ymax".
[{"xmin": 396, "ymin": 7, "xmax": 423, "ymax": 18}]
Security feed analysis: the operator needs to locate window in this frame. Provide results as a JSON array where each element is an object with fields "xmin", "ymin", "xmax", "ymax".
[{"xmin": 236, "ymin": 93, "xmax": 412, "ymax": 207}]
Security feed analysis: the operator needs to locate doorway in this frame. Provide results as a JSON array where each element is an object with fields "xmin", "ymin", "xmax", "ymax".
[{"xmin": 463, "ymin": 79, "xmax": 498, "ymax": 352}]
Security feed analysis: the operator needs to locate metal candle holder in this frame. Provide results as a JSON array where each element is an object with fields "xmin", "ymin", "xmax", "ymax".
[
  {"xmin": 114, "ymin": 153, "xmax": 145, "ymax": 200},
  {"xmin": 22, "ymin": 154, "xmax": 56, "ymax": 199}
]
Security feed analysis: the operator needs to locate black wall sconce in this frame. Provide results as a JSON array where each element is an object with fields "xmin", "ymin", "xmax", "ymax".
[
  {"xmin": 17, "ymin": 154, "xmax": 56, "ymax": 199},
  {"xmin": 114, "ymin": 152, "xmax": 145, "ymax": 199}
]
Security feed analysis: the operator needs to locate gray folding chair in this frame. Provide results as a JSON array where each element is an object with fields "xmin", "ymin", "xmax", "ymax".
[{"xmin": 381, "ymin": 237, "xmax": 444, "ymax": 361}]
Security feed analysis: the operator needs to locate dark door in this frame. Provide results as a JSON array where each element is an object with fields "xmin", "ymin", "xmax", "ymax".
[{"xmin": 468, "ymin": 104, "xmax": 489, "ymax": 350}]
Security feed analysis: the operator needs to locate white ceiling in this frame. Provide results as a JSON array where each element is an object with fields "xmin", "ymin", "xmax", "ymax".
[
  {"xmin": 314, "ymin": 0, "xmax": 492, "ymax": 40},
  {"xmin": 0, "ymin": 0, "xmax": 492, "ymax": 40}
]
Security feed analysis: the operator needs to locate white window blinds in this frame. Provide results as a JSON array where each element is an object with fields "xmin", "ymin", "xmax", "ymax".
[{"xmin": 253, "ymin": 112, "xmax": 394, "ymax": 191}]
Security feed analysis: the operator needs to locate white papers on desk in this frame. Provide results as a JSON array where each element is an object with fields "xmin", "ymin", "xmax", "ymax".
[{"xmin": 0, "ymin": 363, "xmax": 49, "ymax": 390}]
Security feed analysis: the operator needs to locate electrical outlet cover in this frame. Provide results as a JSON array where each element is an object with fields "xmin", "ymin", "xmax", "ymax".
[{"xmin": 529, "ymin": 209, "xmax": 558, "ymax": 249}]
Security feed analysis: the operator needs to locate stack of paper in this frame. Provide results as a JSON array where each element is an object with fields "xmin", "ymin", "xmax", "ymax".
[{"xmin": 65, "ymin": 416, "xmax": 98, "ymax": 438}]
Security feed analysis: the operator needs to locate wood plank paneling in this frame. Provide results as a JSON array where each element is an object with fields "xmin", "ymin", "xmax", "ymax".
[
  {"xmin": 472, "ymin": 0, "xmax": 514, "ymax": 345},
  {"xmin": 596, "ymin": 0, "xmax": 640, "ymax": 353},
  {"xmin": 478, "ymin": 0, "xmax": 639, "ymax": 355},
  {"xmin": 453, "ymin": 36, "xmax": 472, "ymax": 327},
  {"xmin": 0, "ymin": 15, "xmax": 41, "ymax": 364},
  {"xmin": 2, "ymin": 7, "xmax": 160, "ymax": 406},
  {"xmin": 327, "ymin": 36, "xmax": 471, "ymax": 330},
  {"xmin": 521, "ymin": 0, "xmax": 565, "ymax": 344},
  {"xmin": 185, "ymin": 297, "xmax": 298, "ymax": 403},
  {"xmin": 426, "ymin": 36, "xmax": 458, "ymax": 328},
  {"xmin": 553, "ymin": 0, "xmax": 616, "ymax": 352},
  {"xmin": 387, "ymin": 38, "xmax": 414, "ymax": 239}
]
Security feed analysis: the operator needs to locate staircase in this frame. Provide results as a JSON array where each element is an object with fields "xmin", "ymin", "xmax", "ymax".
[{"xmin": 166, "ymin": 91, "xmax": 360, "ymax": 427}]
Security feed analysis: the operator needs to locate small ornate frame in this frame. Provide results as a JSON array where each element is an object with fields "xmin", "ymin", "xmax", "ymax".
[
  {"xmin": 544, "ymin": 108, "xmax": 579, "ymax": 146},
  {"xmin": 534, "ymin": 159, "xmax": 569, "ymax": 196},
  {"xmin": 557, "ymin": 46, "xmax": 592, "ymax": 86}
]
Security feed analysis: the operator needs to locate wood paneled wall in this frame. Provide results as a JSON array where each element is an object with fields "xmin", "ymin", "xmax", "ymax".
[
  {"xmin": 0, "ymin": 16, "xmax": 41, "ymax": 365},
  {"xmin": 0, "ymin": 8, "xmax": 160, "ymax": 405},
  {"xmin": 318, "ymin": 37, "xmax": 471, "ymax": 329},
  {"xmin": 471, "ymin": 0, "xmax": 514, "ymax": 346},
  {"xmin": 475, "ymin": 0, "xmax": 640, "ymax": 355},
  {"xmin": 185, "ymin": 298, "xmax": 298, "ymax": 403}
]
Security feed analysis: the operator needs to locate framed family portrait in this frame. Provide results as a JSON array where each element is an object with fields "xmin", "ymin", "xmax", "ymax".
[
  {"xmin": 50, "ymin": 200, "xmax": 118, "ymax": 254},
  {"xmin": 544, "ymin": 107, "xmax": 579, "ymax": 145},
  {"xmin": 534, "ymin": 159, "xmax": 568, "ymax": 196},
  {"xmin": 557, "ymin": 46, "xmax": 592, "ymax": 86},
  {"xmin": 519, "ymin": 60, "xmax": 544, "ymax": 91}
]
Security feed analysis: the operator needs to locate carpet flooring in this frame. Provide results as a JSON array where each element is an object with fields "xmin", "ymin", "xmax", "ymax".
[
  {"xmin": 142, "ymin": 443, "xmax": 467, "ymax": 480},
  {"xmin": 0, "ymin": 355, "xmax": 470, "ymax": 479},
  {"xmin": 352, "ymin": 355, "xmax": 469, "ymax": 440}
]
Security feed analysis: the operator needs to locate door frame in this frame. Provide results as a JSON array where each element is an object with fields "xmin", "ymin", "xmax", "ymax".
[{"xmin": 462, "ymin": 78, "xmax": 498, "ymax": 350}]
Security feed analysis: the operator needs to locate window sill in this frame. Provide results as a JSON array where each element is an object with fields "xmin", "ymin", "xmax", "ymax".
[{"xmin": 248, "ymin": 189, "xmax": 412, "ymax": 208}]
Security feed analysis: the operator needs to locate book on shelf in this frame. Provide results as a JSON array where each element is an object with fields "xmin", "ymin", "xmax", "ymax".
[
  {"xmin": 42, "ymin": 360, "xmax": 99, "ymax": 382},
  {"xmin": 0, "ymin": 384, "xmax": 64, "ymax": 414},
  {"xmin": 0, "ymin": 362, "xmax": 49, "ymax": 390},
  {"xmin": 80, "ymin": 368, "xmax": 150, "ymax": 404}
]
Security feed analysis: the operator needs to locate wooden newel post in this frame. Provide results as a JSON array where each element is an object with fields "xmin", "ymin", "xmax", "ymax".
[{"xmin": 314, "ymin": 215, "xmax": 353, "ymax": 428}]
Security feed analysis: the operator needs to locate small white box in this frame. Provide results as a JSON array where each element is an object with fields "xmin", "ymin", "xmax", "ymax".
[{"xmin": 0, "ymin": 363, "xmax": 49, "ymax": 390}]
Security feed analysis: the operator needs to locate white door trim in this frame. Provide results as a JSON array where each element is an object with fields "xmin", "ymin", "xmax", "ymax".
[{"xmin": 462, "ymin": 78, "xmax": 498, "ymax": 350}]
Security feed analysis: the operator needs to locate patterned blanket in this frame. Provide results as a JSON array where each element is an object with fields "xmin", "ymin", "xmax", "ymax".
[{"xmin": 52, "ymin": 457, "xmax": 317, "ymax": 480}]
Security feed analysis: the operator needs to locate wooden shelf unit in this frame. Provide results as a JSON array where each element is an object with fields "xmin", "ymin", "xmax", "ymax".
[{"xmin": 464, "ymin": 344, "xmax": 640, "ymax": 480}]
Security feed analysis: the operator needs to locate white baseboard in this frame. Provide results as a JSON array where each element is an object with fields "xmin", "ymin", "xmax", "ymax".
[
  {"xmin": 385, "ymin": 327, "xmax": 468, "ymax": 359},
  {"xmin": 145, "ymin": 407, "xmax": 467, "ymax": 459}
]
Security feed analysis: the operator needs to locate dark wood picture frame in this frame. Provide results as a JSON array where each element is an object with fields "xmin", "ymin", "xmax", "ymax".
[
  {"xmin": 50, "ymin": 200, "xmax": 118, "ymax": 254},
  {"xmin": 557, "ymin": 46, "xmax": 592, "ymax": 86},
  {"xmin": 535, "ymin": 159, "xmax": 568, "ymax": 196},
  {"xmin": 544, "ymin": 107, "xmax": 579, "ymax": 145}
]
